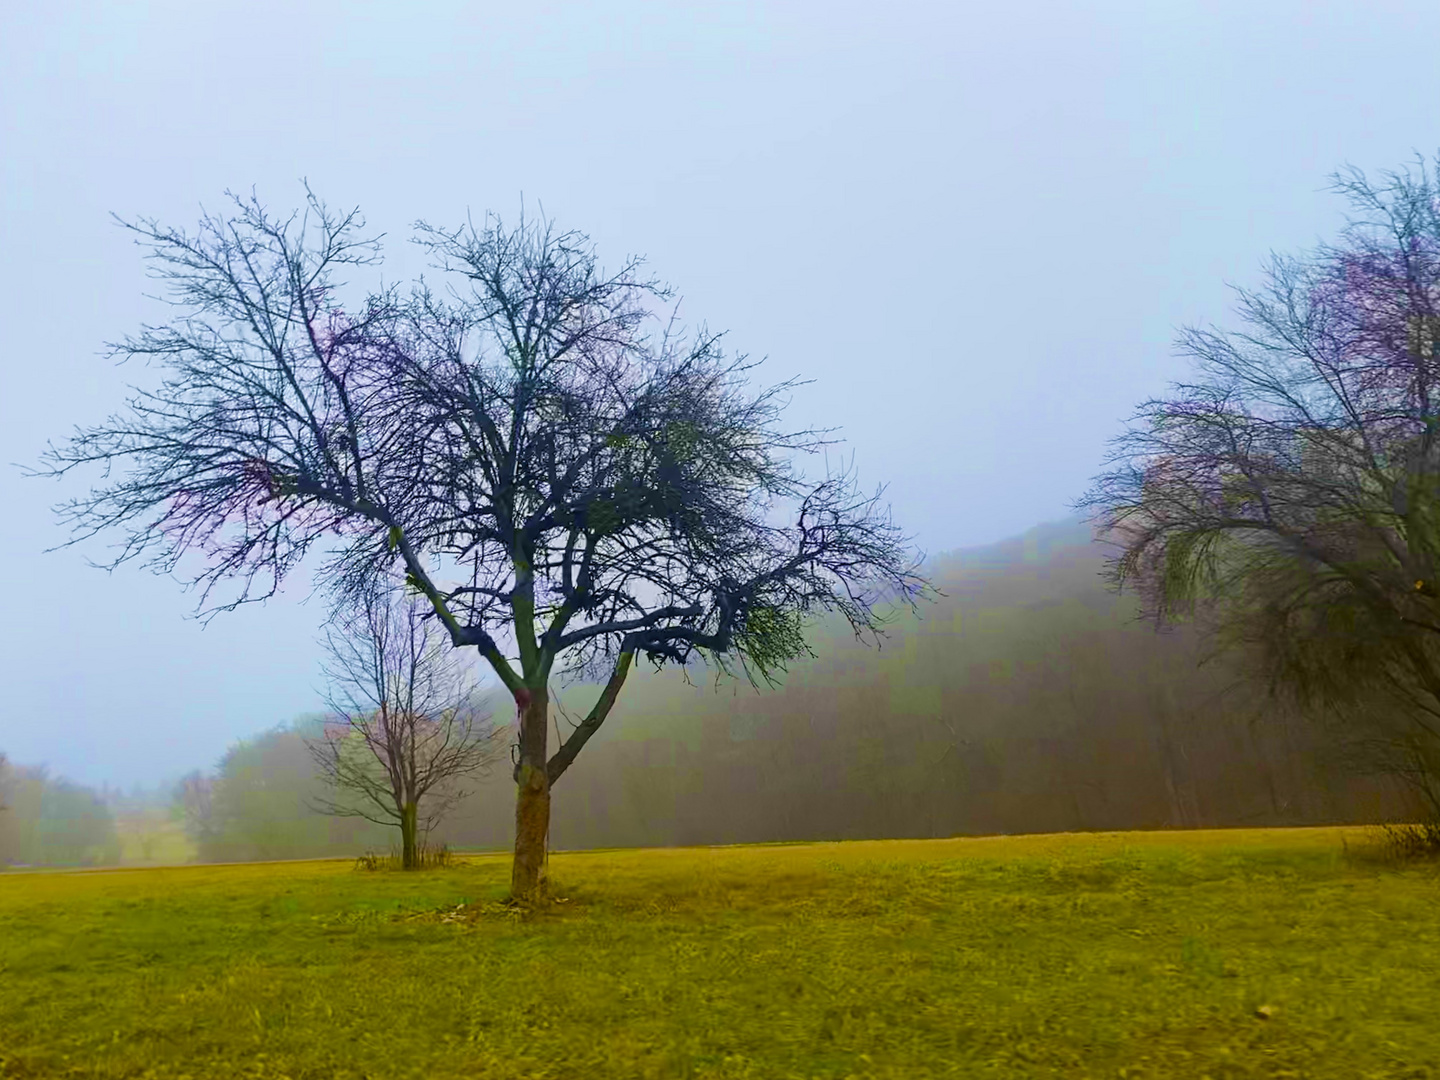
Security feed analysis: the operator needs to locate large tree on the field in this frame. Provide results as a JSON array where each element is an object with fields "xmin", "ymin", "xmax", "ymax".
[
  {"xmin": 1084, "ymin": 158, "xmax": 1440, "ymax": 815},
  {"xmin": 312, "ymin": 580, "xmax": 500, "ymax": 868},
  {"xmin": 41, "ymin": 192, "xmax": 924, "ymax": 896}
]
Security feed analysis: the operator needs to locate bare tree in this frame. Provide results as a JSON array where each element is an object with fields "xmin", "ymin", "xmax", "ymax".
[
  {"xmin": 311, "ymin": 579, "xmax": 500, "ymax": 868},
  {"xmin": 1084, "ymin": 156, "xmax": 1440, "ymax": 813},
  {"xmin": 171, "ymin": 770, "xmax": 216, "ymax": 847},
  {"xmin": 39, "ymin": 191, "xmax": 926, "ymax": 897}
]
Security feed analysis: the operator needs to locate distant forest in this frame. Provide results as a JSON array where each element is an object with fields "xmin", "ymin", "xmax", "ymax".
[
  {"xmin": 178, "ymin": 520, "xmax": 1417, "ymax": 863},
  {"xmin": 453, "ymin": 518, "xmax": 1413, "ymax": 852},
  {"xmin": 3, "ymin": 519, "xmax": 1417, "ymax": 867},
  {"xmin": 0, "ymin": 763, "xmax": 121, "ymax": 868}
]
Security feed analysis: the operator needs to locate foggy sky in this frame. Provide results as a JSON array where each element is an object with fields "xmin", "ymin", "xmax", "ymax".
[{"xmin": 4, "ymin": 0, "xmax": 1439, "ymax": 789}]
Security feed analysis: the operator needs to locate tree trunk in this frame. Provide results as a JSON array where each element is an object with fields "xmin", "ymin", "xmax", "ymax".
[
  {"xmin": 400, "ymin": 801, "xmax": 418, "ymax": 870},
  {"xmin": 511, "ymin": 685, "xmax": 550, "ymax": 898}
]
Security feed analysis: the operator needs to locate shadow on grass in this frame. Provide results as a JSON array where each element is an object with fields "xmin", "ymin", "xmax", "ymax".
[{"xmin": 1341, "ymin": 822, "xmax": 1440, "ymax": 866}]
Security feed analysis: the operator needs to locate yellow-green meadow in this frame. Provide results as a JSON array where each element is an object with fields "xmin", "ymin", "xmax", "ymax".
[{"xmin": 1, "ymin": 828, "xmax": 1436, "ymax": 1078}]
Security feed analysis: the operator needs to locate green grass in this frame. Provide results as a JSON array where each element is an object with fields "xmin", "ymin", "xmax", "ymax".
[{"xmin": 1, "ymin": 827, "xmax": 1437, "ymax": 1078}]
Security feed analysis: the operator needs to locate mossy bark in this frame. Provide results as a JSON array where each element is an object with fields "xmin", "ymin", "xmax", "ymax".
[
  {"xmin": 400, "ymin": 802, "xmax": 419, "ymax": 870},
  {"xmin": 511, "ymin": 686, "xmax": 550, "ymax": 898}
]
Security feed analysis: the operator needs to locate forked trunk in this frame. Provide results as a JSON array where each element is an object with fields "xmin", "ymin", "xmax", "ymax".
[
  {"xmin": 511, "ymin": 685, "xmax": 550, "ymax": 898},
  {"xmin": 400, "ymin": 801, "xmax": 419, "ymax": 870}
]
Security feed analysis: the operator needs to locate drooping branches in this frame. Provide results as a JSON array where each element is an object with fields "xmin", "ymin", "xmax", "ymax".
[
  {"xmin": 1084, "ymin": 157, "xmax": 1440, "ymax": 806},
  {"xmin": 41, "ymin": 188, "xmax": 412, "ymax": 609}
]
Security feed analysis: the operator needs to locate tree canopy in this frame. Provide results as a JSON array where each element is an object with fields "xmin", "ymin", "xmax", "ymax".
[{"xmin": 43, "ymin": 191, "xmax": 924, "ymax": 895}]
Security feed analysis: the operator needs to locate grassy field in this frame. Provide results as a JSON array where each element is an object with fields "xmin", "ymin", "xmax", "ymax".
[{"xmin": 0, "ymin": 828, "xmax": 1437, "ymax": 1079}]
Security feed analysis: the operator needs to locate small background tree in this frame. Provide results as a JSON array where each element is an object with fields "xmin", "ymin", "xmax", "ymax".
[
  {"xmin": 171, "ymin": 770, "xmax": 215, "ymax": 849},
  {"xmin": 311, "ymin": 579, "xmax": 501, "ymax": 868}
]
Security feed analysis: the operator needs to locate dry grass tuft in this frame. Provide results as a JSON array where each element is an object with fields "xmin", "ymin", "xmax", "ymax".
[
  {"xmin": 354, "ymin": 842, "xmax": 460, "ymax": 872},
  {"xmin": 1378, "ymin": 821, "xmax": 1440, "ymax": 860}
]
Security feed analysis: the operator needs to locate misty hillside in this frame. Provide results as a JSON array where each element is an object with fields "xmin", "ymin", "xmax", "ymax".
[
  {"xmin": 0, "ymin": 762, "xmax": 122, "ymax": 868},
  {"xmin": 138, "ymin": 517, "xmax": 1419, "ymax": 866},
  {"xmin": 428, "ymin": 518, "xmax": 1409, "ymax": 853}
]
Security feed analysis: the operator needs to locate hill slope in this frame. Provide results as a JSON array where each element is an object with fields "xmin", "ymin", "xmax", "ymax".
[{"xmin": 438, "ymin": 519, "xmax": 1408, "ymax": 851}]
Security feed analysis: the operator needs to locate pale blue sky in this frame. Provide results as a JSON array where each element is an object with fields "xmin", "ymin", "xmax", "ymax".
[{"xmin": 3, "ymin": 0, "xmax": 1439, "ymax": 788}]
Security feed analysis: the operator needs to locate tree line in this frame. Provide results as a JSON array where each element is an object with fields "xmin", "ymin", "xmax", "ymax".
[
  {"xmin": 169, "ymin": 519, "xmax": 1416, "ymax": 862},
  {"xmin": 8, "ymin": 517, "xmax": 1419, "ymax": 868},
  {"xmin": 0, "ymin": 754, "xmax": 122, "ymax": 868},
  {"xmin": 33, "ymin": 153, "xmax": 1440, "ymax": 885}
]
